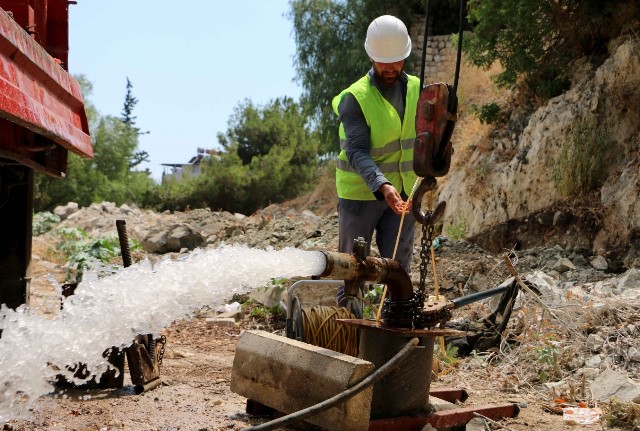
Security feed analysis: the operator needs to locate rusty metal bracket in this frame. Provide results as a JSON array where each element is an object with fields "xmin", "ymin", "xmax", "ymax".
[
  {"xmin": 116, "ymin": 219, "xmax": 164, "ymax": 393},
  {"xmin": 368, "ymin": 402, "xmax": 520, "ymax": 430},
  {"xmin": 429, "ymin": 387, "xmax": 469, "ymax": 404},
  {"xmin": 126, "ymin": 336, "xmax": 161, "ymax": 394}
]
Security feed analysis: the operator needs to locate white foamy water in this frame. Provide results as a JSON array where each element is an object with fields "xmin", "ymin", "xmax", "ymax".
[{"xmin": 0, "ymin": 244, "xmax": 326, "ymax": 422}]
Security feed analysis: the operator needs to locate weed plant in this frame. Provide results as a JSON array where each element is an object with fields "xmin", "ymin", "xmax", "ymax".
[
  {"xmin": 551, "ymin": 118, "xmax": 607, "ymax": 198},
  {"xmin": 603, "ymin": 398, "xmax": 640, "ymax": 430},
  {"xmin": 55, "ymin": 227, "xmax": 139, "ymax": 282},
  {"xmin": 446, "ymin": 221, "xmax": 468, "ymax": 240},
  {"xmin": 33, "ymin": 211, "xmax": 61, "ymax": 235}
]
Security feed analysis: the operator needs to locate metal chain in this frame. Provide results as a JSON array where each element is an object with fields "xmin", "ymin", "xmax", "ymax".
[
  {"xmin": 156, "ymin": 335, "xmax": 167, "ymax": 366},
  {"xmin": 418, "ymin": 221, "xmax": 434, "ymax": 297}
]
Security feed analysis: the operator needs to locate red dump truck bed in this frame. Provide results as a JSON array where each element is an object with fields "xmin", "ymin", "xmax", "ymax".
[
  {"xmin": 0, "ymin": 0, "xmax": 91, "ymax": 177},
  {"xmin": 0, "ymin": 0, "xmax": 91, "ymax": 310}
]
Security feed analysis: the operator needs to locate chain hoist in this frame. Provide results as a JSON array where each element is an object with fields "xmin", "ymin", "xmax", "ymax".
[
  {"xmin": 413, "ymin": 177, "xmax": 445, "ymax": 301},
  {"xmin": 384, "ymin": 0, "xmax": 467, "ymax": 329},
  {"xmin": 412, "ymin": 182, "xmax": 453, "ymax": 329},
  {"xmin": 383, "ymin": 176, "xmax": 452, "ymax": 328},
  {"xmin": 418, "ymin": 221, "xmax": 435, "ymax": 299}
]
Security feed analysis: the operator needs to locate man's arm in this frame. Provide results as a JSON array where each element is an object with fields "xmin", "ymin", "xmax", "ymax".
[{"xmin": 338, "ymin": 94, "xmax": 407, "ymax": 215}]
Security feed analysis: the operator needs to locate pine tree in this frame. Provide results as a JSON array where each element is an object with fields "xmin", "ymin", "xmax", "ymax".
[
  {"xmin": 120, "ymin": 77, "xmax": 150, "ymax": 167},
  {"xmin": 121, "ymin": 77, "xmax": 139, "ymax": 131}
]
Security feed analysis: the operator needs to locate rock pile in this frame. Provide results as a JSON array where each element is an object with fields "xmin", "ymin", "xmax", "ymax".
[{"xmin": 36, "ymin": 201, "xmax": 640, "ymax": 406}]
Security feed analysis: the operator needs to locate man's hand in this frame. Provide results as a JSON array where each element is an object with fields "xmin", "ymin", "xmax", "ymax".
[{"xmin": 378, "ymin": 184, "xmax": 410, "ymax": 216}]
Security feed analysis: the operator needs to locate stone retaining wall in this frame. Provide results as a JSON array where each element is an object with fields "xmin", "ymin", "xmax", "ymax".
[{"xmin": 409, "ymin": 18, "xmax": 469, "ymax": 84}]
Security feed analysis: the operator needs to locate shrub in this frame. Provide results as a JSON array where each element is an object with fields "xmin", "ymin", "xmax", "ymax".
[
  {"xmin": 446, "ymin": 221, "xmax": 467, "ymax": 240},
  {"xmin": 33, "ymin": 211, "xmax": 61, "ymax": 235},
  {"xmin": 470, "ymin": 102, "xmax": 501, "ymax": 125},
  {"xmin": 551, "ymin": 118, "xmax": 607, "ymax": 198}
]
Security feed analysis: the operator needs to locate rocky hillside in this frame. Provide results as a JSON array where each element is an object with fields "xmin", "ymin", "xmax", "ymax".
[
  {"xmin": 35, "ymin": 34, "xmax": 640, "ymax": 298},
  {"xmin": 441, "ymin": 36, "xmax": 640, "ymax": 271}
]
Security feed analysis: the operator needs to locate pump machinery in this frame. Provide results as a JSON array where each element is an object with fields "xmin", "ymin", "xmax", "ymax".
[{"xmin": 230, "ymin": 1, "xmax": 521, "ymax": 429}]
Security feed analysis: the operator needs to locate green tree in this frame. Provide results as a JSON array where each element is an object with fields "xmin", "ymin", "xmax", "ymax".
[
  {"xmin": 464, "ymin": 0, "xmax": 631, "ymax": 98},
  {"xmin": 121, "ymin": 77, "xmax": 139, "ymax": 129},
  {"xmin": 194, "ymin": 151, "xmax": 251, "ymax": 213},
  {"xmin": 153, "ymin": 97, "xmax": 319, "ymax": 214},
  {"xmin": 288, "ymin": 0, "xmax": 425, "ymax": 153},
  {"xmin": 217, "ymin": 97, "xmax": 319, "ymax": 212},
  {"xmin": 34, "ymin": 76, "xmax": 156, "ymax": 211},
  {"xmin": 120, "ymin": 77, "xmax": 150, "ymax": 168}
]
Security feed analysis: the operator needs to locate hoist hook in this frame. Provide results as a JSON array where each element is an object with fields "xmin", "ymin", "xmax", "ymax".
[{"xmin": 411, "ymin": 177, "xmax": 446, "ymax": 226}]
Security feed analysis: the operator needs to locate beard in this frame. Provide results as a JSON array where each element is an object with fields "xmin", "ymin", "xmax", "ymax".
[{"xmin": 373, "ymin": 68, "xmax": 401, "ymax": 87}]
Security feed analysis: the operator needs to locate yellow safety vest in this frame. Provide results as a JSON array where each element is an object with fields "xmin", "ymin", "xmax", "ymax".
[{"xmin": 332, "ymin": 73, "xmax": 419, "ymax": 200}]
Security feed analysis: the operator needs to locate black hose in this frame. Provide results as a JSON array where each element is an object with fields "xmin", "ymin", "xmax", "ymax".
[
  {"xmin": 241, "ymin": 337, "xmax": 420, "ymax": 431},
  {"xmin": 452, "ymin": 283, "xmax": 511, "ymax": 308}
]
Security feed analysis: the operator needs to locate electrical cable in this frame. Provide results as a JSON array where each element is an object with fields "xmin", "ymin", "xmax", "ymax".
[
  {"xmin": 241, "ymin": 337, "xmax": 420, "ymax": 431},
  {"xmin": 301, "ymin": 306, "xmax": 358, "ymax": 356}
]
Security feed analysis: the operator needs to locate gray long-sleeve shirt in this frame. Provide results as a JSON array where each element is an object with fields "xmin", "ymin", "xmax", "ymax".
[{"xmin": 337, "ymin": 69, "xmax": 409, "ymax": 200}]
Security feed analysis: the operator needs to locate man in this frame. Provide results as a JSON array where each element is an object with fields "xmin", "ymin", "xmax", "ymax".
[{"xmin": 333, "ymin": 15, "xmax": 420, "ymax": 307}]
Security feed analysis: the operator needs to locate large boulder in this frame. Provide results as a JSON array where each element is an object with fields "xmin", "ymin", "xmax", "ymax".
[
  {"xmin": 141, "ymin": 224, "xmax": 204, "ymax": 253},
  {"xmin": 53, "ymin": 202, "xmax": 79, "ymax": 221},
  {"xmin": 166, "ymin": 225, "xmax": 204, "ymax": 252}
]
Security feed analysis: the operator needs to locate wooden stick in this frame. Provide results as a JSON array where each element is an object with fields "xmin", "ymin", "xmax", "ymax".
[
  {"xmin": 473, "ymin": 412, "xmax": 516, "ymax": 431},
  {"xmin": 502, "ymin": 254, "xmax": 562, "ymax": 323},
  {"xmin": 376, "ymin": 177, "xmax": 422, "ymax": 322}
]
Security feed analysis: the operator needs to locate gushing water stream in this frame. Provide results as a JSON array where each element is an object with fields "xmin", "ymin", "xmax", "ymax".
[{"xmin": 0, "ymin": 245, "xmax": 326, "ymax": 423}]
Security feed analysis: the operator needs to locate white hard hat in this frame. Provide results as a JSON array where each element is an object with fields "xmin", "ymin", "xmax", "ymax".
[{"xmin": 364, "ymin": 15, "xmax": 412, "ymax": 63}]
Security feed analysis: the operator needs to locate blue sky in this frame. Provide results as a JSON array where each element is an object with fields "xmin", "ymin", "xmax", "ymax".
[{"xmin": 68, "ymin": 1, "xmax": 302, "ymax": 181}]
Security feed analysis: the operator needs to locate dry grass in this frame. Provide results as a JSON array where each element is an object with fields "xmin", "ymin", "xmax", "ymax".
[
  {"xmin": 434, "ymin": 250, "xmax": 640, "ymax": 420},
  {"xmin": 463, "ymin": 295, "xmax": 640, "ymax": 402},
  {"xmin": 442, "ymin": 59, "xmax": 509, "ymax": 192},
  {"xmin": 283, "ymin": 162, "xmax": 337, "ymax": 216},
  {"xmin": 453, "ymin": 61, "xmax": 508, "ymax": 153},
  {"xmin": 602, "ymin": 398, "xmax": 640, "ymax": 429}
]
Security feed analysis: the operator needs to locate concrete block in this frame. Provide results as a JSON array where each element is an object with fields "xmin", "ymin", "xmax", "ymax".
[
  {"xmin": 216, "ymin": 309, "xmax": 242, "ymax": 320},
  {"xmin": 231, "ymin": 330, "xmax": 374, "ymax": 431},
  {"xmin": 206, "ymin": 317, "xmax": 235, "ymax": 327}
]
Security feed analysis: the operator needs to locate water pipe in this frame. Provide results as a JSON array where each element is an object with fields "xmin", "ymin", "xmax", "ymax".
[{"xmin": 318, "ymin": 251, "xmax": 413, "ymax": 302}]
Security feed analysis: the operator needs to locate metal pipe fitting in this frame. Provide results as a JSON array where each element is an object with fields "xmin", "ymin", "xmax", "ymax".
[{"xmin": 318, "ymin": 251, "xmax": 413, "ymax": 302}]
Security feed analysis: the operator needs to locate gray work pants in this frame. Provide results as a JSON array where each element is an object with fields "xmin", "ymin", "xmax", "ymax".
[{"xmin": 336, "ymin": 198, "xmax": 416, "ymax": 307}]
